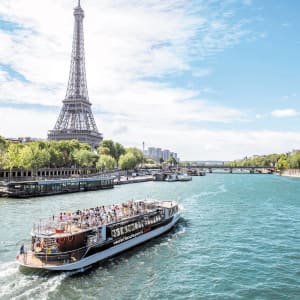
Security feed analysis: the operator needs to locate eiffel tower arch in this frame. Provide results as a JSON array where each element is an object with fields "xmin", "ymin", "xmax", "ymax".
[{"xmin": 48, "ymin": 0, "xmax": 103, "ymax": 150}]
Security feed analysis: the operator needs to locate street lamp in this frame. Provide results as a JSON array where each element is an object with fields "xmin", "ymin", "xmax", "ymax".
[{"xmin": 142, "ymin": 141, "xmax": 145, "ymax": 168}]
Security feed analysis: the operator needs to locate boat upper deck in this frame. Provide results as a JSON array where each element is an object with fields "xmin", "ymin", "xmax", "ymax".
[{"xmin": 32, "ymin": 200, "xmax": 176, "ymax": 238}]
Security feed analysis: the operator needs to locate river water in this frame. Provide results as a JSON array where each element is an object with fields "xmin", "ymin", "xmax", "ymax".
[{"xmin": 0, "ymin": 175, "xmax": 299, "ymax": 300}]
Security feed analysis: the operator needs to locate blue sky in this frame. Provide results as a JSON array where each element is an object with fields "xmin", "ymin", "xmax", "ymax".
[{"xmin": 1, "ymin": 0, "xmax": 300, "ymax": 160}]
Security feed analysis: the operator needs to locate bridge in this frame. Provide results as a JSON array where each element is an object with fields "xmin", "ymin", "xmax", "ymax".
[{"xmin": 180, "ymin": 165, "xmax": 276, "ymax": 174}]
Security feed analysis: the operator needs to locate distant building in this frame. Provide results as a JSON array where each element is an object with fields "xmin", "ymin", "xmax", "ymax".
[
  {"xmin": 156, "ymin": 148, "xmax": 162, "ymax": 161},
  {"xmin": 162, "ymin": 149, "xmax": 170, "ymax": 161},
  {"xmin": 147, "ymin": 147, "xmax": 156, "ymax": 160},
  {"xmin": 171, "ymin": 152, "xmax": 178, "ymax": 160},
  {"xmin": 5, "ymin": 137, "xmax": 42, "ymax": 144},
  {"xmin": 145, "ymin": 147, "xmax": 179, "ymax": 163}
]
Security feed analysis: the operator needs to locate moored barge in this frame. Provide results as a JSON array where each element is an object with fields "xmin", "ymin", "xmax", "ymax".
[
  {"xmin": 16, "ymin": 200, "xmax": 180, "ymax": 271},
  {"xmin": 0, "ymin": 177, "xmax": 114, "ymax": 198}
]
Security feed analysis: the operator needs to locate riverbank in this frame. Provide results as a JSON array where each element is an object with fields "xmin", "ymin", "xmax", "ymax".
[{"xmin": 279, "ymin": 169, "xmax": 300, "ymax": 178}]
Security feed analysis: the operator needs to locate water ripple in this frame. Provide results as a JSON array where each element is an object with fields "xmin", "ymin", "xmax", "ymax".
[{"xmin": 0, "ymin": 175, "xmax": 300, "ymax": 299}]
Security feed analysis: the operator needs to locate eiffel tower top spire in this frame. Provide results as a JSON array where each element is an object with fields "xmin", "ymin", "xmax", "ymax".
[
  {"xmin": 65, "ymin": 0, "xmax": 88, "ymax": 102},
  {"xmin": 48, "ymin": 1, "xmax": 103, "ymax": 149}
]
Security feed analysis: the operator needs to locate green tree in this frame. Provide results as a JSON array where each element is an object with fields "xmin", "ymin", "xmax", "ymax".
[
  {"xmin": 73, "ymin": 149, "xmax": 97, "ymax": 168},
  {"xmin": 118, "ymin": 153, "xmax": 137, "ymax": 170},
  {"xmin": 98, "ymin": 140, "xmax": 115, "ymax": 158},
  {"xmin": 47, "ymin": 145, "xmax": 64, "ymax": 168},
  {"xmin": 19, "ymin": 144, "xmax": 50, "ymax": 169},
  {"xmin": 287, "ymin": 152, "xmax": 300, "ymax": 168},
  {"xmin": 276, "ymin": 156, "xmax": 289, "ymax": 170},
  {"xmin": 98, "ymin": 146, "xmax": 110, "ymax": 156},
  {"xmin": 98, "ymin": 140, "xmax": 126, "ymax": 165},
  {"xmin": 146, "ymin": 158, "xmax": 155, "ymax": 164},
  {"xmin": 114, "ymin": 142, "xmax": 126, "ymax": 163},
  {"xmin": 167, "ymin": 156, "xmax": 177, "ymax": 166},
  {"xmin": 3, "ymin": 143, "xmax": 22, "ymax": 170},
  {"xmin": 268, "ymin": 154, "xmax": 280, "ymax": 167},
  {"xmin": 96, "ymin": 154, "xmax": 115, "ymax": 171},
  {"xmin": 79, "ymin": 143, "xmax": 92, "ymax": 151},
  {"xmin": 126, "ymin": 147, "xmax": 144, "ymax": 164},
  {"xmin": 0, "ymin": 136, "xmax": 7, "ymax": 168},
  {"xmin": 55, "ymin": 140, "xmax": 81, "ymax": 167}
]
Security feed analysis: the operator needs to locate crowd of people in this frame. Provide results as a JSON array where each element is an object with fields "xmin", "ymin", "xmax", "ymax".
[{"xmin": 55, "ymin": 200, "xmax": 150, "ymax": 230}]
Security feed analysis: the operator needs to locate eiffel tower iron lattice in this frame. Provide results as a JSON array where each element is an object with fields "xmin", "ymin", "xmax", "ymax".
[{"xmin": 48, "ymin": 0, "xmax": 103, "ymax": 149}]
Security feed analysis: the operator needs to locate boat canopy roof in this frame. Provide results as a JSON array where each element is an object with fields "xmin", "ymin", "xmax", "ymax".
[{"xmin": 5, "ymin": 176, "xmax": 113, "ymax": 186}]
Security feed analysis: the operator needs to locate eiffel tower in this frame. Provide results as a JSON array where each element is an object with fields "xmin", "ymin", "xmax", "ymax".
[{"xmin": 48, "ymin": 0, "xmax": 103, "ymax": 149}]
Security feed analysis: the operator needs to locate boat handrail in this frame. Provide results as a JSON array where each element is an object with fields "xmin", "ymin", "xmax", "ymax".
[{"xmin": 21, "ymin": 244, "xmax": 90, "ymax": 267}]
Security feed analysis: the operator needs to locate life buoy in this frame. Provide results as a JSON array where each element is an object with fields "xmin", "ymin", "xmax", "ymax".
[
  {"xmin": 68, "ymin": 235, "xmax": 74, "ymax": 242},
  {"xmin": 56, "ymin": 238, "xmax": 65, "ymax": 244}
]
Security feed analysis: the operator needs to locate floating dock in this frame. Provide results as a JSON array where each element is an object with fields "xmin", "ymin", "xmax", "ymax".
[{"xmin": 0, "ymin": 177, "xmax": 114, "ymax": 198}]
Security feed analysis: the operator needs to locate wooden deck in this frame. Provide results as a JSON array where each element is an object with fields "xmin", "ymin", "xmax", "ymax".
[{"xmin": 17, "ymin": 252, "xmax": 64, "ymax": 268}]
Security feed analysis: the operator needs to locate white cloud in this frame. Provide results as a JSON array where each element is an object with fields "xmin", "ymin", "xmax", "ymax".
[
  {"xmin": 0, "ymin": 0, "xmax": 265, "ymax": 160},
  {"xmin": 271, "ymin": 109, "xmax": 299, "ymax": 118},
  {"xmin": 255, "ymin": 113, "xmax": 267, "ymax": 119},
  {"xmin": 0, "ymin": 107, "xmax": 57, "ymax": 139},
  {"xmin": 192, "ymin": 68, "xmax": 212, "ymax": 77},
  {"xmin": 2, "ymin": 107, "xmax": 300, "ymax": 161},
  {"xmin": 0, "ymin": 0, "xmax": 255, "ymax": 103},
  {"xmin": 106, "ymin": 123, "xmax": 300, "ymax": 160}
]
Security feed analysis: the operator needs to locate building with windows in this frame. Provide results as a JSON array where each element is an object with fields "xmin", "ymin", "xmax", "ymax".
[{"xmin": 144, "ymin": 147, "xmax": 179, "ymax": 163}]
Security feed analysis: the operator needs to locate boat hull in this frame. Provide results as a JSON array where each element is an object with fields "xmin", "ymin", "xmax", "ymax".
[{"xmin": 17, "ymin": 212, "xmax": 181, "ymax": 271}]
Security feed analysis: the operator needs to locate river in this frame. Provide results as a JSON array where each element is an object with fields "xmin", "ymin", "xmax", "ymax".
[{"xmin": 0, "ymin": 174, "xmax": 299, "ymax": 299}]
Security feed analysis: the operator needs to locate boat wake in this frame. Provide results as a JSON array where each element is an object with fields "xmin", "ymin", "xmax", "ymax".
[
  {"xmin": 0, "ymin": 261, "xmax": 68, "ymax": 299},
  {"xmin": 168, "ymin": 217, "xmax": 188, "ymax": 237},
  {"xmin": 174, "ymin": 222, "xmax": 186, "ymax": 235}
]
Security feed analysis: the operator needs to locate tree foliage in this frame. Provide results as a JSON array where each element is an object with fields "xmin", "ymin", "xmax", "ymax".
[
  {"xmin": 98, "ymin": 140, "xmax": 115, "ymax": 158},
  {"xmin": 0, "ymin": 137, "xmax": 145, "ymax": 172},
  {"xmin": 73, "ymin": 149, "xmax": 97, "ymax": 168},
  {"xmin": 276, "ymin": 156, "xmax": 289, "ymax": 170},
  {"xmin": 227, "ymin": 152, "xmax": 300, "ymax": 170},
  {"xmin": 118, "ymin": 153, "xmax": 137, "ymax": 170},
  {"xmin": 0, "ymin": 136, "xmax": 7, "ymax": 168},
  {"xmin": 19, "ymin": 143, "xmax": 50, "ymax": 169},
  {"xmin": 98, "ymin": 140, "xmax": 125, "ymax": 164},
  {"xmin": 0, "ymin": 140, "xmax": 94, "ymax": 170},
  {"xmin": 4, "ymin": 143, "xmax": 22, "ymax": 170},
  {"xmin": 114, "ymin": 142, "xmax": 126, "ymax": 162},
  {"xmin": 167, "ymin": 156, "xmax": 177, "ymax": 166},
  {"xmin": 125, "ymin": 147, "xmax": 144, "ymax": 164},
  {"xmin": 96, "ymin": 154, "xmax": 115, "ymax": 171}
]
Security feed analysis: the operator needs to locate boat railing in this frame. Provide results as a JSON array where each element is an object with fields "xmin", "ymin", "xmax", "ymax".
[
  {"xmin": 31, "ymin": 207, "xmax": 164, "ymax": 236},
  {"xmin": 21, "ymin": 244, "xmax": 89, "ymax": 268},
  {"xmin": 32, "ymin": 220, "xmax": 62, "ymax": 236}
]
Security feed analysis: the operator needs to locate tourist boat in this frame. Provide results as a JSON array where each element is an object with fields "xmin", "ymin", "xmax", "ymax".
[
  {"xmin": 165, "ymin": 174, "xmax": 178, "ymax": 182},
  {"xmin": 16, "ymin": 200, "xmax": 180, "ymax": 271},
  {"xmin": 187, "ymin": 169, "xmax": 206, "ymax": 176},
  {"xmin": 177, "ymin": 173, "xmax": 192, "ymax": 181}
]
